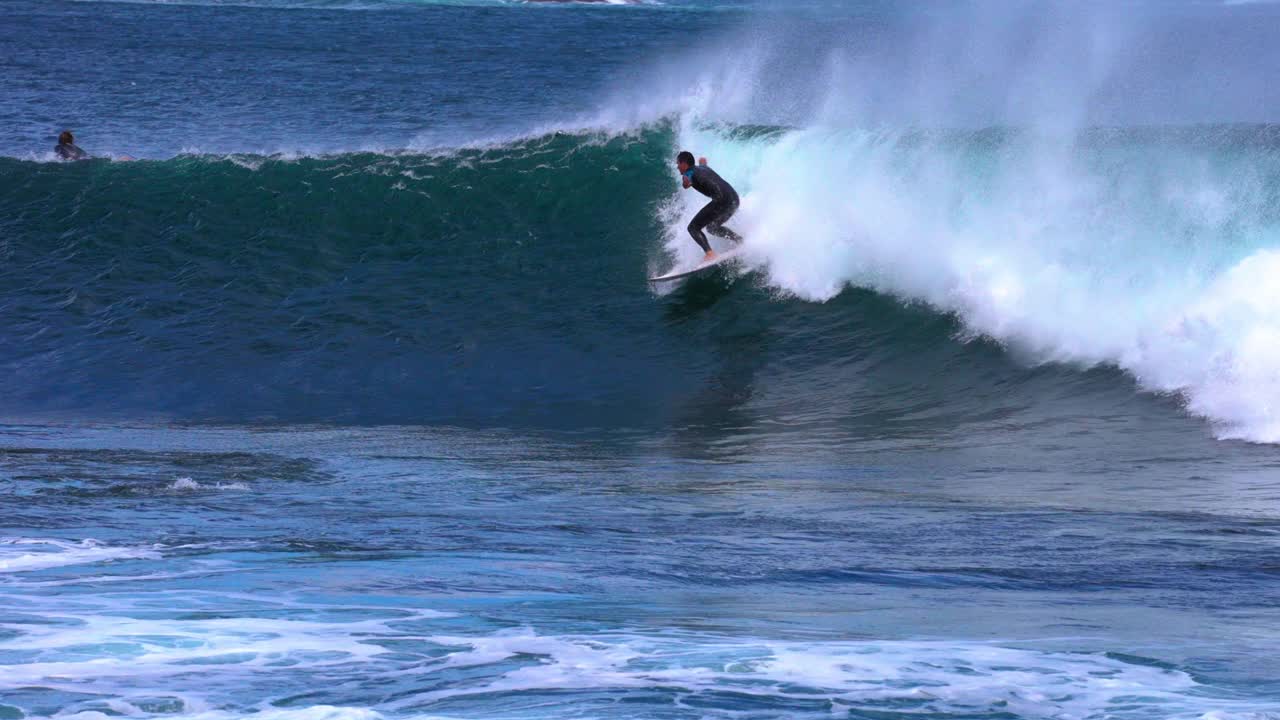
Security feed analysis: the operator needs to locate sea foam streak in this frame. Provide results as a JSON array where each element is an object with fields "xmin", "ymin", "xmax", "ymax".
[
  {"xmin": 0, "ymin": 538, "xmax": 161, "ymax": 573},
  {"xmin": 0, "ymin": 599, "xmax": 1269, "ymax": 720}
]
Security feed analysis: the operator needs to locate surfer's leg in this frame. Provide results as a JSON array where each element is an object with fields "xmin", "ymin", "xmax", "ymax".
[
  {"xmin": 687, "ymin": 201, "xmax": 719, "ymax": 254},
  {"xmin": 706, "ymin": 197, "xmax": 742, "ymax": 243},
  {"xmin": 686, "ymin": 224, "xmax": 711, "ymax": 253},
  {"xmin": 707, "ymin": 224, "xmax": 742, "ymax": 243}
]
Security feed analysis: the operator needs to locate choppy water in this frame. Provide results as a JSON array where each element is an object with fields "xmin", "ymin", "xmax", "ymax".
[{"xmin": 3, "ymin": 1, "xmax": 1280, "ymax": 718}]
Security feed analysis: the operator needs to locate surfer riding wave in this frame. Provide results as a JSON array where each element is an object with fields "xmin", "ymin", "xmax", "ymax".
[{"xmin": 677, "ymin": 150, "xmax": 742, "ymax": 261}]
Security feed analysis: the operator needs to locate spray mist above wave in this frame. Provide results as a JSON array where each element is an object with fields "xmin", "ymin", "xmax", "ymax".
[{"xmin": 621, "ymin": 2, "xmax": 1280, "ymax": 442}]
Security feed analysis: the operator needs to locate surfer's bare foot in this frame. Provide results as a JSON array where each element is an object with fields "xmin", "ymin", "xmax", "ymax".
[{"xmin": 703, "ymin": 250, "xmax": 717, "ymax": 262}]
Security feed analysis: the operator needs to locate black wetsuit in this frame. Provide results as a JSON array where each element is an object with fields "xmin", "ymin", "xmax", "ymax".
[
  {"xmin": 55, "ymin": 142, "xmax": 87, "ymax": 161},
  {"xmin": 683, "ymin": 164, "xmax": 742, "ymax": 253}
]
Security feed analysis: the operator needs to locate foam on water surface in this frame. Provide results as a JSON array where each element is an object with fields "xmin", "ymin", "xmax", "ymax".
[
  {"xmin": 0, "ymin": 554, "xmax": 1272, "ymax": 720},
  {"xmin": 0, "ymin": 539, "xmax": 161, "ymax": 574}
]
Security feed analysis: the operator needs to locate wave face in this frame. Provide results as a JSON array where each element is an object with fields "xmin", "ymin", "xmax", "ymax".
[
  {"xmin": 1, "ymin": 133, "xmax": 685, "ymax": 426},
  {"xmin": 4, "ymin": 123, "xmax": 1280, "ymax": 440}
]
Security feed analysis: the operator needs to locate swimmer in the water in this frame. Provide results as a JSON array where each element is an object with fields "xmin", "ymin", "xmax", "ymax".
[{"xmin": 55, "ymin": 130, "xmax": 88, "ymax": 161}]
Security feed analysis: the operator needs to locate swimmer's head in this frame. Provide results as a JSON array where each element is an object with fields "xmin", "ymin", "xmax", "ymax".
[{"xmin": 58, "ymin": 130, "xmax": 74, "ymax": 145}]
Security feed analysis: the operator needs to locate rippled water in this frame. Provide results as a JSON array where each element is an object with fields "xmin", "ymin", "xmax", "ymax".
[{"xmin": 3, "ymin": 425, "xmax": 1279, "ymax": 718}]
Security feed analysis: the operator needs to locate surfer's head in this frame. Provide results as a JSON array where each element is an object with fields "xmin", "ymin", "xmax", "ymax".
[
  {"xmin": 676, "ymin": 150, "xmax": 695, "ymax": 173},
  {"xmin": 58, "ymin": 130, "xmax": 74, "ymax": 145}
]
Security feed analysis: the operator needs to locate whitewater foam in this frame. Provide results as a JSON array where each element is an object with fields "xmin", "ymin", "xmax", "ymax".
[
  {"xmin": 168, "ymin": 477, "xmax": 250, "ymax": 492},
  {"xmin": 50, "ymin": 706, "xmax": 394, "ymax": 720},
  {"xmin": 0, "ymin": 538, "xmax": 161, "ymax": 573},
  {"xmin": 666, "ymin": 121, "xmax": 1280, "ymax": 442},
  {"xmin": 2, "ymin": 601, "xmax": 1269, "ymax": 720},
  {"xmin": 384, "ymin": 630, "xmax": 1272, "ymax": 719}
]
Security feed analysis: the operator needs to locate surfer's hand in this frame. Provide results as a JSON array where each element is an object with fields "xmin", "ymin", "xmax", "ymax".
[
  {"xmin": 682, "ymin": 176, "xmax": 691, "ymax": 189},
  {"xmin": 698, "ymin": 157, "xmax": 708, "ymax": 165}
]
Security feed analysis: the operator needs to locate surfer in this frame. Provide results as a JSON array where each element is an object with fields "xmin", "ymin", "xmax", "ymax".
[
  {"xmin": 55, "ymin": 131, "xmax": 88, "ymax": 161},
  {"xmin": 677, "ymin": 150, "xmax": 742, "ymax": 261}
]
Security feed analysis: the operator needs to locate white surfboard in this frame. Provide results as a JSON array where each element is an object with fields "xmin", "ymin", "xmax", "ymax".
[{"xmin": 648, "ymin": 247, "xmax": 745, "ymax": 283}]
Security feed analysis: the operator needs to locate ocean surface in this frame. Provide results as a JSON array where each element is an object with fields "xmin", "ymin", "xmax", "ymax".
[{"xmin": 4, "ymin": 1, "xmax": 1280, "ymax": 718}]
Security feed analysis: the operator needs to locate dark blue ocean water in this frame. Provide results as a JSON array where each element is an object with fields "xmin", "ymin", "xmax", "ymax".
[{"xmin": 4, "ymin": 1, "xmax": 1280, "ymax": 718}]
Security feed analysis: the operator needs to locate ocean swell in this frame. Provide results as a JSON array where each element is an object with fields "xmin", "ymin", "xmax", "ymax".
[{"xmin": 5, "ymin": 123, "xmax": 1280, "ymax": 440}]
